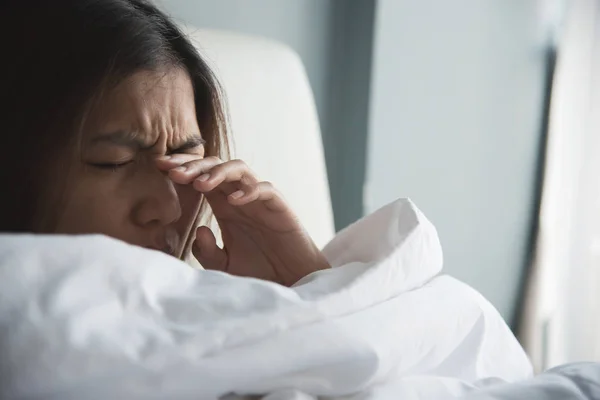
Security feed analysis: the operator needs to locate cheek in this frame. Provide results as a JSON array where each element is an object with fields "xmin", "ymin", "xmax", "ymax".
[{"xmin": 54, "ymin": 177, "xmax": 132, "ymax": 235}]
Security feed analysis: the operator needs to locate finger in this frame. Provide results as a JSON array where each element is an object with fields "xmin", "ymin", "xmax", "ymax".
[
  {"xmin": 155, "ymin": 154, "xmax": 203, "ymax": 171},
  {"xmin": 227, "ymin": 181, "xmax": 287, "ymax": 211},
  {"xmin": 192, "ymin": 159, "xmax": 258, "ymax": 193},
  {"xmin": 168, "ymin": 156, "xmax": 224, "ymax": 185},
  {"xmin": 191, "ymin": 226, "xmax": 228, "ymax": 271}
]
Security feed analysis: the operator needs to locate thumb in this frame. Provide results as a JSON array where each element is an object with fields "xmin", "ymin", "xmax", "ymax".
[{"xmin": 192, "ymin": 226, "xmax": 228, "ymax": 272}]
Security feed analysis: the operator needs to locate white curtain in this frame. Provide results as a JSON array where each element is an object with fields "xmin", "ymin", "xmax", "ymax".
[{"xmin": 521, "ymin": 0, "xmax": 600, "ymax": 371}]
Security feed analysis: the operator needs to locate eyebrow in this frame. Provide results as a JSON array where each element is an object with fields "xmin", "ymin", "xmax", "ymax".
[{"xmin": 90, "ymin": 131, "xmax": 206, "ymax": 152}]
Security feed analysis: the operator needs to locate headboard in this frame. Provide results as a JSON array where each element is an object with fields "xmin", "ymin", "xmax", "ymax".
[{"xmin": 182, "ymin": 28, "xmax": 335, "ymax": 248}]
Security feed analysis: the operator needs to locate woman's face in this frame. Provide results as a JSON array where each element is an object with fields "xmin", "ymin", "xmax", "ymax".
[{"xmin": 54, "ymin": 68, "xmax": 204, "ymax": 258}]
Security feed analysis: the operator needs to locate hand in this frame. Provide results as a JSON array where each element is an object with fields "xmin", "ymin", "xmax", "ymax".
[{"xmin": 156, "ymin": 155, "xmax": 330, "ymax": 286}]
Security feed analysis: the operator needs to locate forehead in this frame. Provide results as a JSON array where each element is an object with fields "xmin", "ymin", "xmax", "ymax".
[{"xmin": 84, "ymin": 68, "xmax": 201, "ymax": 146}]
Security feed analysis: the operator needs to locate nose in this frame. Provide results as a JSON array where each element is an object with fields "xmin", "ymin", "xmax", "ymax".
[{"xmin": 132, "ymin": 167, "xmax": 182, "ymax": 227}]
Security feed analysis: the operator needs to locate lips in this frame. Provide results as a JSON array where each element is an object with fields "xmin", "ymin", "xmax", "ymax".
[{"xmin": 147, "ymin": 230, "xmax": 180, "ymax": 257}]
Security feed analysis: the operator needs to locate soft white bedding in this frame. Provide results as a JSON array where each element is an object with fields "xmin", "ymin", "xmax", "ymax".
[
  {"xmin": 0, "ymin": 199, "xmax": 543, "ymax": 399},
  {"xmin": 460, "ymin": 362, "xmax": 600, "ymax": 400}
]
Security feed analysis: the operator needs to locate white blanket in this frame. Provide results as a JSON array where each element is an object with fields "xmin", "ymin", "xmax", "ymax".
[
  {"xmin": 460, "ymin": 362, "xmax": 600, "ymax": 400},
  {"xmin": 0, "ymin": 199, "xmax": 533, "ymax": 399}
]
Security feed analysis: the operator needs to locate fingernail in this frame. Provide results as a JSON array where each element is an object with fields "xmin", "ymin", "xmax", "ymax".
[
  {"xmin": 197, "ymin": 174, "xmax": 210, "ymax": 182},
  {"xmin": 172, "ymin": 166, "xmax": 187, "ymax": 172},
  {"xmin": 157, "ymin": 155, "xmax": 171, "ymax": 160},
  {"xmin": 230, "ymin": 190, "xmax": 244, "ymax": 199}
]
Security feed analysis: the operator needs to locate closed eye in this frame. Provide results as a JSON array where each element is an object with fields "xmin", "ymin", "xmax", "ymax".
[
  {"xmin": 88, "ymin": 161, "xmax": 133, "ymax": 170},
  {"xmin": 168, "ymin": 137, "xmax": 206, "ymax": 155},
  {"xmin": 167, "ymin": 148, "xmax": 203, "ymax": 156}
]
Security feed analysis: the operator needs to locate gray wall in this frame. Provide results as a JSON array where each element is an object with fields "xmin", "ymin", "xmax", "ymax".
[
  {"xmin": 324, "ymin": 1, "xmax": 375, "ymax": 230},
  {"xmin": 160, "ymin": 0, "xmax": 374, "ymax": 231},
  {"xmin": 365, "ymin": 0, "xmax": 547, "ymax": 320}
]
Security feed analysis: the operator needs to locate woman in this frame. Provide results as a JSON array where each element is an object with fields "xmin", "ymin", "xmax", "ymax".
[{"xmin": 0, "ymin": 0, "xmax": 329, "ymax": 286}]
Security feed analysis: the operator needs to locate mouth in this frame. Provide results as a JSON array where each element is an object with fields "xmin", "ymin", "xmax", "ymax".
[{"xmin": 151, "ymin": 230, "xmax": 181, "ymax": 257}]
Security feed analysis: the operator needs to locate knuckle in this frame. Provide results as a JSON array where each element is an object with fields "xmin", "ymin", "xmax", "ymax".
[
  {"xmin": 229, "ymin": 159, "xmax": 249, "ymax": 173},
  {"xmin": 205, "ymin": 156, "xmax": 222, "ymax": 164},
  {"xmin": 183, "ymin": 158, "xmax": 203, "ymax": 167},
  {"xmin": 260, "ymin": 181, "xmax": 275, "ymax": 190},
  {"xmin": 246, "ymin": 183, "xmax": 261, "ymax": 194}
]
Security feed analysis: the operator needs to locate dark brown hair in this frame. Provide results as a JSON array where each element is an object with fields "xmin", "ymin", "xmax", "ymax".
[{"xmin": 0, "ymin": 0, "xmax": 229, "ymax": 232}]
